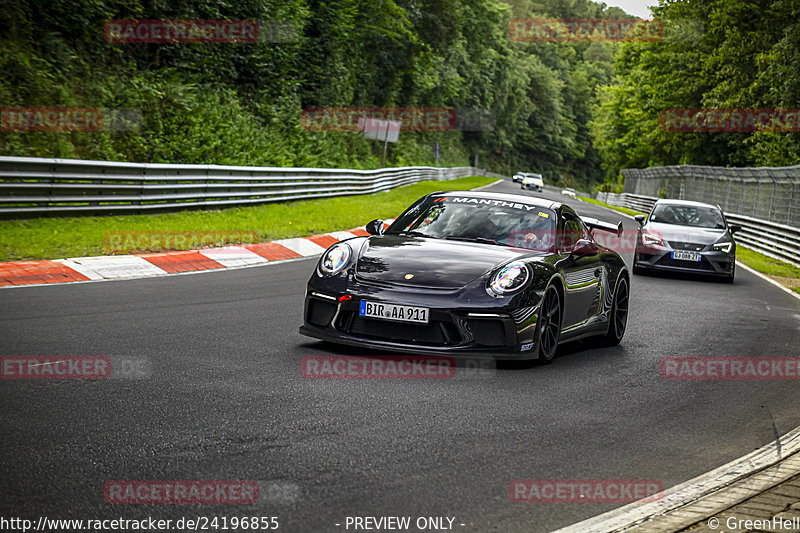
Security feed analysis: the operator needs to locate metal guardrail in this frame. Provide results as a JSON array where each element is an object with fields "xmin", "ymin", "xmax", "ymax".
[
  {"xmin": 595, "ymin": 191, "xmax": 800, "ymax": 266},
  {"xmin": 0, "ymin": 156, "xmax": 506, "ymax": 218},
  {"xmin": 595, "ymin": 192, "xmax": 656, "ymax": 213},
  {"xmin": 724, "ymin": 213, "xmax": 800, "ymax": 267}
]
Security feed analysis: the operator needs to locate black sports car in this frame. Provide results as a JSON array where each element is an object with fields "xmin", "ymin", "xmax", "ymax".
[
  {"xmin": 633, "ymin": 199, "xmax": 740, "ymax": 283},
  {"xmin": 299, "ymin": 191, "xmax": 630, "ymax": 361}
]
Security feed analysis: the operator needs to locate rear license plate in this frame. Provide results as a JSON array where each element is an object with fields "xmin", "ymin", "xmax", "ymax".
[
  {"xmin": 359, "ymin": 301, "xmax": 429, "ymax": 324},
  {"xmin": 672, "ymin": 251, "xmax": 701, "ymax": 261}
]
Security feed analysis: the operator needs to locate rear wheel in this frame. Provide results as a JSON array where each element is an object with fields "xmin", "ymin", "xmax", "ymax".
[
  {"xmin": 537, "ymin": 286, "xmax": 562, "ymax": 362},
  {"xmin": 602, "ymin": 277, "xmax": 629, "ymax": 346}
]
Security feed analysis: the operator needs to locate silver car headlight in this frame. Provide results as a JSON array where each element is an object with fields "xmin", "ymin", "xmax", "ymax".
[
  {"xmin": 711, "ymin": 241, "xmax": 733, "ymax": 253},
  {"xmin": 489, "ymin": 261, "xmax": 530, "ymax": 295},
  {"xmin": 642, "ymin": 232, "xmax": 665, "ymax": 247},
  {"xmin": 319, "ymin": 243, "xmax": 352, "ymax": 275}
]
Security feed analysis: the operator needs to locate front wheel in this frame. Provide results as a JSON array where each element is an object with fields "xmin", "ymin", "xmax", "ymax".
[
  {"xmin": 602, "ymin": 276, "xmax": 629, "ymax": 346},
  {"xmin": 724, "ymin": 261, "xmax": 735, "ymax": 284},
  {"xmin": 536, "ymin": 286, "xmax": 562, "ymax": 362}
]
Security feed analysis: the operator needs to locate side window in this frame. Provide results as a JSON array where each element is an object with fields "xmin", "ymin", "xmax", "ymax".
[{"xmin": 560, "ymin": 213, "xmax": 589, "ymax": 251}]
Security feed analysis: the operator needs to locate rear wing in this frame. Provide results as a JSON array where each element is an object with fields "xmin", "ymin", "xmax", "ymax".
[{"xmin": 581, "ymin": 217, "xmax": 623, "ymax": 238}]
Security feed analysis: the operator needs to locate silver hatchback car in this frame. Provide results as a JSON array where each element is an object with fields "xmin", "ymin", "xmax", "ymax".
[{"xmin": 633, "ymin": 199, "xmax": 740, "ymax": 283}]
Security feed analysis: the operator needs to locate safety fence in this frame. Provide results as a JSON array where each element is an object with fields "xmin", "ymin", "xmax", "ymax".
[{"xmin": 621, "ymin": 165, "xmax": 799, "ymax": 227}]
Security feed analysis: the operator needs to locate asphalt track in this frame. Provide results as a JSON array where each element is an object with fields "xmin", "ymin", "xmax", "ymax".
[{"xmin": 1, "ymin": 180, "xmax": 799, "ymax": 532}]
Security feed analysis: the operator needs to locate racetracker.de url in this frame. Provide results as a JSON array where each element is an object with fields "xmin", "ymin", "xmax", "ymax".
[{"xmin": 0, "ymin": 516, "xmax": 280, "ymax": 532}]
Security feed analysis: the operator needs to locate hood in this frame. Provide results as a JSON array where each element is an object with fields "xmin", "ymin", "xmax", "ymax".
[
  {"xmin": 355, "ymin": 235, "xmax": 525, "ymax": 288},
  {"xmin": 644, "ymin": 222, "xmax": 728, "ymax": 245}
]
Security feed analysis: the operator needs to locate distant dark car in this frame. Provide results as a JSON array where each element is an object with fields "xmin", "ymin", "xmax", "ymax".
[
  {"xmin": 633, "ymin": 199, "xmax": 740, "ymax": 283},
  {"xmin": 300, "ymin": 191, "xmax": 630, "ymax": 362}
]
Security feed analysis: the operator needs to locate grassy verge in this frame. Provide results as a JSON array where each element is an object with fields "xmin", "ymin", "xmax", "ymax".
[
  {"xmin": 0, "ymin": 176, "xmax": 498, "ymax": 261},
  {"xmin": 578, "ymin": 196, "xmax": 644, "ymax": 217},
  {"xmin": 736, "ymin": 247, "xmax": 800, "ymax": 294}
]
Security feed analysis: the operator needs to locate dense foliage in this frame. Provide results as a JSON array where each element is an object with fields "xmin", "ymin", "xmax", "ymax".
[
  {"xmin": 592, "ymin": 0, "xmax": 800, "ymax": 183},
  {"xmin": 1, "ymin": 0, "xmax": 797, "ymax": 190}
]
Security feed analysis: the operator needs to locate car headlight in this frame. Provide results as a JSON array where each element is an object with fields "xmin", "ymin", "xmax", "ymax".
[
  {"xmin": 489, "ymin": 261, "xmax": 530, "ymax": 295},
  {"xmin": 642, "ymin": 232, "xmax": 664, "ymax": 247},
  {"xmin": 319, "ymin": 243, "xmax": 352, "ymax": 275},
  {"xmin": 711, "ymin": 241, "xmax": 733, "ymax": 253}
]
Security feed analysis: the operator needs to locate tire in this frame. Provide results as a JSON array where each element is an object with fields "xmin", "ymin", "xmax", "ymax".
[
  {"xmin": 724, "ymin": 261, "xmax": 735, "ymax": 284},
  {"xmin": 602, "ymin": 276, "xmax": 629, "ymax": 346},
  {"xmin": 536, "ymin": 286, "xmax": 562, "ymax": 362}
]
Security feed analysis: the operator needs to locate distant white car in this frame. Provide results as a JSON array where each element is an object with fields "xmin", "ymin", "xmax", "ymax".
[
  {"xmin": 561, "ymin": 188, "xmax": 578, "ymax": 198},
  {"xmin": 520, "ymin": 173, "xmax": 544, "ymax": 192}
]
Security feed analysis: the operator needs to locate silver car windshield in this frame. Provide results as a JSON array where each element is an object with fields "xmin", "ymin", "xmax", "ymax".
[{"xmin": 650, "ymin": 204, "xmax": 725, "ymax": 229}]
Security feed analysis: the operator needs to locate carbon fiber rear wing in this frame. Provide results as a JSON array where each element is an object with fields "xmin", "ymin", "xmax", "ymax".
[{"xmin": 581, "ymin": 217, "xmax": 624, "ymax": 237}]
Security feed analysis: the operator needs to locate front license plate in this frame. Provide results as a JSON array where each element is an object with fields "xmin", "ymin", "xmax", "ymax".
[
  {"xmin": 359, "ymin": 301, "xmax": 429, "ymax": 324},
  {"xmin": 672, "ymin": 251, "xmax": 701, "ymax": 261}
]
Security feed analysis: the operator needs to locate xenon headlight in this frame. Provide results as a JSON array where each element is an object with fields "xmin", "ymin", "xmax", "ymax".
[
  {"xmin": 489, "ymin": 261, "xmax": 530, "ymax": 295},
  {"xmin": 319, "ymin": 243, "xmax": 352, "ymax": 275},
  {"xmin": 711, "ymin": 241, "xmax": 733, "ymax": 253}
]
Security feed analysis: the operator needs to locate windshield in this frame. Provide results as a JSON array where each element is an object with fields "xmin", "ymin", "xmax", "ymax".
[
  {"xmin": 649, "ymin": 204, "xmax": 726, "ymax": 229},
  {"xmin": 387, "ymin": 197, "xmax": 556, "ymax": 251}
]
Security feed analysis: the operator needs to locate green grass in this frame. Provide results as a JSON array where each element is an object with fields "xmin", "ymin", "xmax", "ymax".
[
  {"xmin": 578, "ymin": 196, "xmax": 645, "ymax": 217},
  {"xmin": 0, "ymin": 176, "xmax": 497, "ymax": 261},
  {"xmin": 736, "ymin": 246, "xmax": 800, "ymax": 294}
]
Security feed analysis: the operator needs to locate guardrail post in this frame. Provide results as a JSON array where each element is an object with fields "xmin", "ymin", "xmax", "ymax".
[
  {"xmin": 767, "ymin": 170, "xmax": 776, "ymax": 220},
  {"xmin": 753, "ymin": 179, "xmax": 761, "ymax": 218}
]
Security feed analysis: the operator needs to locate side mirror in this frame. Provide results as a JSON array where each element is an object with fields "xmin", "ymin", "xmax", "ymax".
[
  {"xmin": 365, "ymin": 219, "xmax": 385, "ymax": 236},
  {"xmin": 571, "ymin": 238, "xmax": 598, "ymax": 256},
  {"xmin": 729, "ymin": 224, "xmax": 741, "ymax": 234},
  {"xmin": 634, "ymin": 214, "xmax": 646, "ymax": 225}
]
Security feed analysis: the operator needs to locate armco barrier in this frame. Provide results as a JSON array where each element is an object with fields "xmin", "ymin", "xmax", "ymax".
[
  {"xmin": 0, "ymin": 156, "xmax": 507, "ymax": 218},
  {"xmin": 596, "ymin": 191, "xmax": 800, "ymax": 266}
]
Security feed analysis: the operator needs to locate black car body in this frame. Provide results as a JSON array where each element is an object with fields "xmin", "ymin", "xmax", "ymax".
[
  {"xmin": 299, "ymin": 191, "xmax": 630, "ymax": 361},
  {"xmin": 633, "ymin": 199, "xmax": 739, "ymax": 282}
]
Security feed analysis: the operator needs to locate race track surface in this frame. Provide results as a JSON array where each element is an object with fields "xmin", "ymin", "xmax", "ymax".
[{"xmin": 2, "ymin": 181, "xmax": 799, "ymax": 532}]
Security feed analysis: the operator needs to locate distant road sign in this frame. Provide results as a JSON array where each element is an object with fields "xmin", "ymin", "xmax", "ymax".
[{"xmin": 358, "ymin": 117, "xmax": 400, "ymax": 142}]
